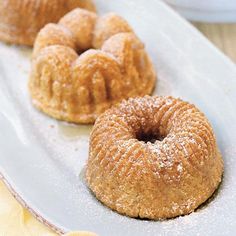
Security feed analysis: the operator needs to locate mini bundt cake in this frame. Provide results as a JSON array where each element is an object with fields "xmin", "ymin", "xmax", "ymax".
[
  {"xmin": 0, "ymin": 0, "xmax": 96, "ymax": 45},
  {"xmin": 86, "ymin": 96, "xmax": 223, "ymax": 219},
  {"xmin": 29, "ymin": 9, "xmax": 156, "ymax": 124}
]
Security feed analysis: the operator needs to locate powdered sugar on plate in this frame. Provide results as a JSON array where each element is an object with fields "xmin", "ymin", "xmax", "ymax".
[{"xmin": 0, "ymin": 0, "xmax": 236, "ymax": 235}]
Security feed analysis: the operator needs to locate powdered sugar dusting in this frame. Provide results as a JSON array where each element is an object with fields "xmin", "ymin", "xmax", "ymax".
[
  {"xmin": 87, "ymin": 95, "xmax": 223, "ymax": 223},
  {"xmin": 1, "ymin": 0, "xmax": 236, "ymax": 234}
]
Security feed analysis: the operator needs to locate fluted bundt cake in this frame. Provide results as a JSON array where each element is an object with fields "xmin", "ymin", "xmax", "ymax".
[
  {"xmin": 29, "ymin": 9, "xmax": 156, "ymax": 124},
  {"xmin": 0, "ymin": 0, "xmax": 96, "ymax": 45},
  {"xmin": 86, "ymin": 96, "xmax": 223, "ymax": 219}
]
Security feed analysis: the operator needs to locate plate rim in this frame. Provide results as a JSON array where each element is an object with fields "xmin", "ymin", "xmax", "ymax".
[
  {"xmin": 0, "ymin": 170, "xmax": 66, "ymax": 234},
  {"xmin": 0, "ymin": 0, "xmax": 236, "ymax": 234}
]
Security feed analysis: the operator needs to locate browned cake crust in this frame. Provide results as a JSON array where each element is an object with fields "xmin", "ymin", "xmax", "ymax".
[
  {"xmin": 86, "ymin": 96, "xmax": 223, "ymax": 219},
  {"xmin": 0, "ymin": 0, "xmax": 96, "ymax": 46},
  {"xmin": 29, "ymin": 9, "xmax": 156, "ymax": 124}
]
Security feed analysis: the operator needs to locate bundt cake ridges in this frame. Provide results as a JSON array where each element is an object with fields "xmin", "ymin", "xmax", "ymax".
[
  {"xmin": 86, "ymin": 96, "xmax": 223, "ymax": 219},
  {"xmin": 29, "ymin": 8, "xmax": 156, "ymax": 123},
  {"xmin": 92, "ymin": 12, "xmax": 133, "ymax": 49},
  {"xmin": 0, "ymin": 0, "xmax": 96, "ymax": 46}
]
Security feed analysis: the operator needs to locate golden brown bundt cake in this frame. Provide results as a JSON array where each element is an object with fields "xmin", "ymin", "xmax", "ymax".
[
  {"xmin": 29, "ymin": 9, "xmax": 156, "ymax": 124},
  {"xmin": 86, "ymin": 96, "xmax": 223, "ymax": 219},
  {"xmin": 0, "ymin": 0, "xmax": 96, "ymax": 45}
]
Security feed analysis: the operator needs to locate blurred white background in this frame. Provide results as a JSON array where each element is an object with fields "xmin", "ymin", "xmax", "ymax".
[
  {"xmin": 163, "ymin": 0, "xmax": 236, "ymax": 63},
  {"xmin": 164, "ymin": 0, "xmax": 236, "ymax": 22}
]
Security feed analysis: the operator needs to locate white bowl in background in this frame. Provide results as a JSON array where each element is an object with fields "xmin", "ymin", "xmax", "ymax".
[
  {"xmin": 164, "ymin": 0, "xmax": 236, "ymax": 22},
  {"xmin": 1, "ymin": 1, "xmax": 236, "ymax": 235}
]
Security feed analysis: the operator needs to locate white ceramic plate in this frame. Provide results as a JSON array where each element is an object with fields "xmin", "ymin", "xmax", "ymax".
[{"xmin": 0, "ymin": 0, "xmax": 236, "ymax": 235}]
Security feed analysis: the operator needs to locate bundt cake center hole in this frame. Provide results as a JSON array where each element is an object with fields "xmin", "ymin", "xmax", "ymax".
[{"xmin": 137, "ymin": 132, "xmax": 164, "ymax": 143}]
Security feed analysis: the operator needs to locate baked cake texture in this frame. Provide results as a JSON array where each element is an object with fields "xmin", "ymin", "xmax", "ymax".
[
  {"xmin": 0, "ymin": 0, "xmax": 96, "ymax": 45},
  {"xmin": 86, "ymin": 96, "xmax": 223, "ymax": 219},
  {"xmin": 29, "ymin": 9, "xmax": 156, "ymax": 123}
]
